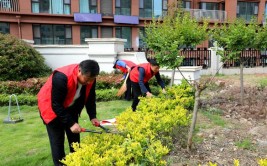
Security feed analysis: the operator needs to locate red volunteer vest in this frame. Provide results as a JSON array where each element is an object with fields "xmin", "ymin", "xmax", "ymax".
[
  {"xmin": 115, "ymin": 60, "xmax": 136, "ymax": 74},
  {"xmin": 130, "ymin": 63, "xmax": 157, "ymax": 83},
  {"xmin": 37, "ymin": 64, "xmax": 93, "ymax": 124}
]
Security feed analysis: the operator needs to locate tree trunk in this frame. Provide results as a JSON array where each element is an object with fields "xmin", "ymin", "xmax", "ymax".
[
  {"xmin": 187, "ymin": 84, "xmax": 201, "ymax": 152},
  {"xmin": 170, "ymin": 69, "xmax": 175, "ymax": 87},
  {"xmin": 240, "ymin": 61, "xmax": 244, "ymax": 105}
]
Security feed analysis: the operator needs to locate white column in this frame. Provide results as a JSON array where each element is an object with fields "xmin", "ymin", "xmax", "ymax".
[{"xmin": 86, "ymin": 38, "xmax": 126, "ymax": 72}]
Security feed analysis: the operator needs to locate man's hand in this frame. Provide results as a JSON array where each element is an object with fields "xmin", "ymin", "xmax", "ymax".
[
  {"xmin": 162, "ymin": 88, "xmax": 166, "ymax": 94},
  {"xmin": 91, "ymin": 118, "xmax": 100, "ymax": 127},
  {"xmin": 146, "ymin": 92, "xmax": 153, "ymax": 97},
  {"xmin": 70, "ymin": 123, "xmax": 81, "ymax": 133}
]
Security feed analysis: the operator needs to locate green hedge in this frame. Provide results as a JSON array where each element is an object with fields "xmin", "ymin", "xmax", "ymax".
[
  {"xmin": 0, "ymin": 74, "xmax": 170, "ymax": 95},
  {"xmin": 0, "ymin": 73, "xmax": 170, "ymax": 106},
  {"xmin": 0, "ymin": 89, "xmax": 121, "ymax": 106}
]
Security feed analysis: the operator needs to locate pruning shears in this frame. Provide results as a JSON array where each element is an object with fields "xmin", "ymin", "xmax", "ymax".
[
  {"xmin": 81, "ymin": 128, "xmax": 102, "ymax": 134},
  {"xmin": 81, "ymin": 124, "xmax": 113, "ymax": 134},
  {"xmin": 98, "ymin": 124, "xmax": 111, "ymax": 133}
]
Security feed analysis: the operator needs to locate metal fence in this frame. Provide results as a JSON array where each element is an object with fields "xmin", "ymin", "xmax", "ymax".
[
  {"xmin": 180, "ymin": 49, "xmax": 211, "ymax": 69},
  {"xmin": 143, "ymin": 48, "xmax": 211, "ymax": 69},
  {"xmin": 223, "ymin": 50, "xmax": 267, "ymax": 68},
  {"xmin": 141, "ymin": 48, "xmax": 267, "ymax": 69},
  {"xmin": 0, "ymin": 0, "xmax": 20, "ymax": 12}
]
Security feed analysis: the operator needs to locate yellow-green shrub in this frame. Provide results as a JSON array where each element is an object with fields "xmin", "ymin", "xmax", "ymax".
[
  {"xmin": 202, "ymin": 158, "xmax": 267, "ymax": 166},
  {"xmin": 258, "ymin": 159, "xmax": 267, "ymax": 166},
  {"xmin": 62, "ymin": 83, "xmax": 193, "ymax": 165}
]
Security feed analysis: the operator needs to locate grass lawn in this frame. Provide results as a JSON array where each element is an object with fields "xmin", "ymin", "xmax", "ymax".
[{"xmin": 0, "ymin": 100, "xmax": 131, "ymax": 166}]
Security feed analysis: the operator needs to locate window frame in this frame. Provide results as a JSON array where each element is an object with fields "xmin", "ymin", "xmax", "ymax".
[
  {"xmin": 183, "ymin": 0, "xmax": 190, "ymax": 9},
  {"xmin": 139, "ymin": 0, "xmax": 167, "ymax": 18},
  {"xmin": 31, "ymin": 0, "xmax": 71, "ymax": 15},
  {"xmin": 33, "ymin": 24, "xmax": 72, "ymax": 45},
  {"xmin": 200, "ymin": 2, "xmax": 219, "ymax": 10},
  {"xmin": 138, "ymin": 27, "xmax": 147, "ymax": 49},
  {"xmin": 237, "ymin": 1, "xmax": 258, "ymax": 22},
  {"xmin": 0, "ymin": 22, "xmax": 10, "ymax": 34},
  {"xmin": 115, "ymin": 26, "xmax": 132, "ymax": 49},
  {"xmin": 80, "ymin": 25, "xmax": 98, "ymax": 44},
  {"xmin": 79, "ymin": 0, "xmax": 97, "ymax": 13},
  {"xmin": 115, "ymin": 0, "xmax": 131, "ymax": 16}
]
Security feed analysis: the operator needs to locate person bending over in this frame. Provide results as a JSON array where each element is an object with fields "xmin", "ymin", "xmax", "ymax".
[
  {"xmin": 38, "ymin": 59, "xmax": 100, "ymax": 166},
  {"xmin": 113, "ymin": 59, "xmax": 136, "ymax": 100},
  {"xmin": 130, "ymin": 59, "xmax": 166, "ymax": 111}
]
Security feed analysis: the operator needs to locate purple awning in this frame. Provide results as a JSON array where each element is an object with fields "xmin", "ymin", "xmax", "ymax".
[
  {"xmin": 74, "ymin": 13, "xmax": 102, "ymax": 22},
  {"xmin": 114, "ymin": 15, "xmax": 139, "ymax": 25}
]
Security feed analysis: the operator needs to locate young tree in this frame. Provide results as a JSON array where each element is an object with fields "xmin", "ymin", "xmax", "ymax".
[
  {"xmin": 211, "ymin": 18, "xmax": 267, "ymax": 105},
  {"xmin": 142, "ymin": 0, "xmax": 209, "ymax": 151},
  {"xmin": 143, "ymin": 1, "xmax": 208, "ymax": 86}
]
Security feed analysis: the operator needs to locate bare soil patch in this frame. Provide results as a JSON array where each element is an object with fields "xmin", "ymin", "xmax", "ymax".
[{"xmin": 169, "ymin": 74, "xmax": 267, "ymax": 166}]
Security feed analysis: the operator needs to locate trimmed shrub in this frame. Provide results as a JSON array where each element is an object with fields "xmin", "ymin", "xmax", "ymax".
[
  {"xmin": 61, "ymin": 84, "xmax": 192, "ymax": 165},
  {"xmin": 0, "ymin": 34, "xmax": 51, "ymax": 81},
  {"xmin": 0, "ymin": 78, "xmax": 46, "ymax": 95},
  {"xmin": 0, "ymin": 89, "xmax": 122, "ymax": 106},
  {"xmin": 0, "ymin": 74, "xmax": 124, "ymax": 95},
  {"xmin": 0, "ymin": 94, "xmax": 37, "ymax": 106},
  {"xmin": 96, "ymin": 73, "xmax": 122, "ymax": 89}
]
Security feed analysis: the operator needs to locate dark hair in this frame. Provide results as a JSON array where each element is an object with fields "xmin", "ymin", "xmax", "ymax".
[
  {"xmin": 149, "ymin": 59, "xmax": 160, "ymax": 67},
  {"xmin": 79, "ymin": 59, "xmax": 100, "ymax": 77}
]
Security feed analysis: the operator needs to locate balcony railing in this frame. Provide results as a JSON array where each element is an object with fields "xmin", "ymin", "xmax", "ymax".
[
  {"xmin": 186, "ymin": 9, "xmax": 227, "ymax": 22},
  {"xmin": 0, "ymin": 0, "xmax": 20, "ymax": 12}
]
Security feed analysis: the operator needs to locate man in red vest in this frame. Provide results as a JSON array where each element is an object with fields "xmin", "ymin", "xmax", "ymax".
[
  {"xmin": 113, "ymin": 59, "xmax": 136, "ymax": 100},
  {"xmin": 38, "ymin": 60, "xmax": 100, "ymax": 166},
  {"xmin": 130, "ymin": 59, "xmax": 166, "ymax": 111}
]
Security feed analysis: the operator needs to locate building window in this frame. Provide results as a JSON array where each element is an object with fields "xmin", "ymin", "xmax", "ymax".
[
  {"xmin": 101, "ymin": 0, "xmax": 113, "ymax": 16},
  {"xmin": 183, "ymin": 1, "xmax": 190, "ymax": 9},
  {"xmin": 80, "ymin": 26, "xmax": 98, "ymax": 44},
  {"xmin": 115, "ymin": 0, "xmax": 131, "ymax": 16},
  {"xmin": 0, "ymin": 22, "xmax": 9, "ymax": 34},
  {"xmin": 237, "ymin": 2, "xmax": 258, "ymax": 22},
  {"xmin": 139, "ymin": 0, "xmax": 167, "ymax": 18},
  {"xmin": 116, "ymin": 26, "xmax": 131, "ymax": 49},
  {"xmin": 139, "ymin": 0, "xmax": 152, "ymax": 18},
  {"xmin": 33, "ymin": 24, "xmax": 72, "ymax": 44},
  {"xmin": 80, "ymin": 0, "xmax": 97, "ymax": 13},
  {"xmin": 101, "ymin": 27, "xmax": 113, "ymax": 38},
  {"xmin": 200, "ymin": 2, "xmax": 219, "ymax": 10},
  {"xmin": 139, "ymin": 27, "xmax": 147, "ymax": 49},
  {"xmin": 32, "ymin": 0, "xmax": 71, "ymax": 14}
]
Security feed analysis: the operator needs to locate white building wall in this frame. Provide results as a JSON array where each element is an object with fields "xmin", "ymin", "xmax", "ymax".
[
  {"xmin": 34, "ymin": 45, "xmax": 89, "ymax": 69},
  {"xmin": 33, "ymin": 38, "xmax": 202, "ymax": 85}
]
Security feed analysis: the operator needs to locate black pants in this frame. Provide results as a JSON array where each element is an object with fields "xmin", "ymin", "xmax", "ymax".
[
  {"xmin": 125, "ymin": 76, "xmax": 132, "ymax": 100},
  {"xmin": 131, "ymin": 81, "xmax": 151, "ymax": 111},
  {"xmin": 46, "ymin": 115, "xmax": 79, "ymax": 166}
]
